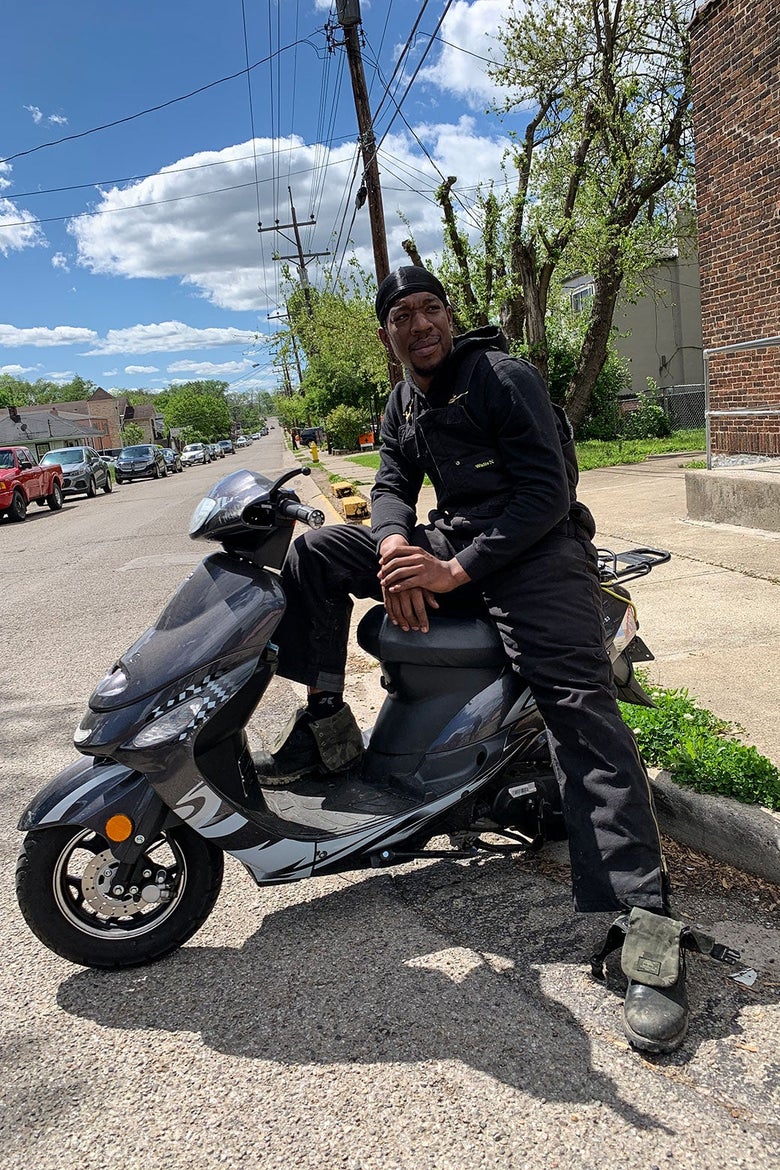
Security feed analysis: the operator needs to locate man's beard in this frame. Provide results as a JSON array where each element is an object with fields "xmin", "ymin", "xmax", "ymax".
[{"xmin": 408, "ymin": 338, "xmax": 454, "ymax": 381}]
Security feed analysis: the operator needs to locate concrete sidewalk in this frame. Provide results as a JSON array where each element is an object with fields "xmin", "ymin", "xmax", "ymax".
[{"xmin": 297, "ymin": 445, "xmax": 780, "ymax": 883}]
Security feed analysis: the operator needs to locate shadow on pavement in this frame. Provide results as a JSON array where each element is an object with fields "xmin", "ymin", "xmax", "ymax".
[{"xmin": 56, "ymin": 856, "xmax": 775, "ymax": 1128}]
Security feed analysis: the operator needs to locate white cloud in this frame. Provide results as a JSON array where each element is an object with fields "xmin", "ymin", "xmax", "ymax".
[
  {"xmin": 84, "ymin": 321, "xmax": 258, "ymax": 356},
  {"xmin": 102, "ymin": 369, "xmax": 119, "ymax": 377},
  {"xmin": 67, "ymin": 125, "xmax": 510, "ymax": 313},
  {"xmin": 419, "ymin": 0, "xmax": 510, "ymax": 107},
  {"xmin": 0, "ymin": 196, "xmax": 46, "ymax": 255},
  {"xmin": 0, "ymin": 324, "xmax": 98, "ymax": 347},
  {"xmin": 23, "ymin": 103, "xmax": 67, "ymax": 126},
  {"xmin": 166, "ymin": 359, "xmax": 252, "ymax": 376},
  {"xmin": 0, "ymin": 363, "xmax": 38, "ymax": 376},
  {"xmin": 52, "ymin": 252, "xmax": 70, "ymax": 271},
  {"xmin": 125, "ymin": 365, "xmax": 159, "ymax": 374},
  {"xmin": 46, "ymin": 371, "xmax": 75, "ymax": 381}
]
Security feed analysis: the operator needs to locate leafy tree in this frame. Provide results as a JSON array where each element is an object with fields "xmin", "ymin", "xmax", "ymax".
[
  {"xmin": 407, "ymin": 0, "xmax": 694, "ymax": 428},
  {"xmin": 121, "ymin": 422, "xmax": 145, "ymax": 445},
  {"xmin": 162, "ymin": 386, "xmax": 231, "ymax": 441},
  {"xmin": 0, "ymin": 375, "xmax": 32, "ymax": 408},
  {"xmin": 272, "ymin": 393, "xmax": 310, "ymax": 432},
  {"xmin": 226, "ymin": 390, "xmax": 267, "ymax": 436},
  {"xmin": 0, "ymin": 372, "xmax": 100, "ymax": 406},
  {"xmin": 277, "ymin": 268, "xmax": 389, "ymax": 426},
  {"xmin": 514, "ymin": 310, "xmax": 629, "ymax": 439},
  {"xmin": 324, "ymin": 404, "xmax": 370, "ymax": 450},
  {"xmin": 123, "ymin": 390, "xmax": 159, "ymax": 405}
]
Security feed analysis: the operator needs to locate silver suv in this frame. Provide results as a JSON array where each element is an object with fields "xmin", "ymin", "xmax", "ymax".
[{"xmin": 40, "ymin": 446, "xmax": 113, "ymax": 498}]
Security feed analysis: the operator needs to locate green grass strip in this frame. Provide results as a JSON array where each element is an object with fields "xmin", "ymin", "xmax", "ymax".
[{"xmin": 620, "ymin": 677, "xmax": 780, "ymax": 810}]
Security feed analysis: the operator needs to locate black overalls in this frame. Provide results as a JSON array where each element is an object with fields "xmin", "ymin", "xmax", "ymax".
[{"xmin": 273, "ymin": 331, "xmax": 668, "ymax": 914}]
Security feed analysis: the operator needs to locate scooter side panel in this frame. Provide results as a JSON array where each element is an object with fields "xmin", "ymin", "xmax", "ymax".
[
  {"xmin": 18, "ymin": 757, "xmax": 154, "ymax": 832},
  {"xmin": 19, "ymin": 756, "xmax": 318, "ymax": 882}
]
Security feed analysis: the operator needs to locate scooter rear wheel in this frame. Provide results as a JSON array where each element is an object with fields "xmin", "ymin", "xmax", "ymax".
[{"xmin": 16, "ymin": 824, "xmax": 224, "ymax": 969}]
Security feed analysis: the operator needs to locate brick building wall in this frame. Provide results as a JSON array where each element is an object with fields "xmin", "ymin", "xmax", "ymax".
[{"xmin": 689, "ymin": 0, "xmax": 780, "ymax": 456}]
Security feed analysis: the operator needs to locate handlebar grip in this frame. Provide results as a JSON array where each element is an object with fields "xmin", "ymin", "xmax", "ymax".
[{"xmin": 276, "ymin": 499, "xmax": 325, "ymax": 528}]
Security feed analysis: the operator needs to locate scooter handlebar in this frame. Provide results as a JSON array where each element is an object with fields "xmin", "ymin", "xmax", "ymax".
[{"xmin": 276, "ymin": 498, "xmax": 325, "ymax": 529}]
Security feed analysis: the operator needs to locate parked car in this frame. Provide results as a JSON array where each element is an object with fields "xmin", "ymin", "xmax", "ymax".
[
  {"xmin": 217, "ymin": 439, "xmax": 235, "ymax": 456},
  {"xmin": 181, "ymin": 442, "xmax": 211, "ymax": 466},
  {"xmin": 114, "ymin": 444, "xmax": 168, "ymax": 483},
  {"xmin": 40, "ymin": 446, "xmax": 112, "ymax": 498},
  {"xmin": 235, "ymin": 435, "xmax": 250, "ymax": 448},
  {"xmin": 0, "ymin": 445, "xmax": 63, "ymax": 522},
  {"xmin": 209, "ymin": 443, "xmax": 225, "ymax": 460},
  {"xmin": 161, "ymin": 447, "xmax": 184, "ymax": 474}
]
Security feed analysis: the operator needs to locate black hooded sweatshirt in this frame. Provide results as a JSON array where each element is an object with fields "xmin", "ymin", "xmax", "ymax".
[{"xmin": 371, "ymin": 326, "xmax": 595, "ymax": 582}]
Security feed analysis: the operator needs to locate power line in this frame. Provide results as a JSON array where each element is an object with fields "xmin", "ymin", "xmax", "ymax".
[
  {"xmin": 371, "ymin": 0, "xmax": 434, "ymax": 127},
  {"xmin": 5, "ymin": 136, "xmax": 356, "ymax": 202},
  {"xmin": 0, "ymin": 157, "xmax": 355, "ymax": 232},
  {"xmin": 374, "ymin": 0, "xmax": 455, "ymax": 152},
  {"xmin": 1, "ymin": 34, "xmax": 327, "ymax": 166},
  {"xmin": 363, "ymin": 36, "xmax": 483, "ymax": 232}
]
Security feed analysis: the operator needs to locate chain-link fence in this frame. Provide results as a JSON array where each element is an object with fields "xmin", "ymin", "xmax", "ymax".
[
  {"xmin": 620, "ymin": 384, "xmax": 706, "ymax": 430},
  {"xmin": 655, "ymin": 384, "xmax": 705, "ymax": 429}
]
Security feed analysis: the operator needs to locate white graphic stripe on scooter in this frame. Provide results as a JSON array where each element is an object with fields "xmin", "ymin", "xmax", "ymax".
[
  {"xmin": 39, "ymin": 765, "xmax": 128, "ymax": 825},
  {"xmin": 173, "ymin": 779, "xmax": 248, "ymax": 838}
]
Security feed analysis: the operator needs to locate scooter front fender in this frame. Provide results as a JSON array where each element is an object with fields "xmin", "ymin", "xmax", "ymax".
[{"xmin": 18, "ymin": 756, "xmax": 158, "ymax": 834}]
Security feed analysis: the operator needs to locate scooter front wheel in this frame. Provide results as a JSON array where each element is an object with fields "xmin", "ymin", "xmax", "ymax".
[{"xmin": 16, "ymin": 824, "xmax": 224, "ymax": 969}]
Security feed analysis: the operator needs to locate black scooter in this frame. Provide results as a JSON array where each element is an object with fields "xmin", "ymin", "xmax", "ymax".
[{"xmin": 16, "ymin": 466, "xmax": 670, "ymax": 969}]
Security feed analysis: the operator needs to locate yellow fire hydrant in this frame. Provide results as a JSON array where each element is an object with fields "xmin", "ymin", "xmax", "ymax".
[{"xmin": 309, "ymin": 441, "xmax": 319, "ymax": 463}]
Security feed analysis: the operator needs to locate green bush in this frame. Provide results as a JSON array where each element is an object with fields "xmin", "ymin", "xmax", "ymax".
[
  {"xmin": 620, "ymin": 680, "xmax": 780, "ymax": 810},
  {"xmin": 621, "ymin": 394, "xmax": 673, "ymax": 439},
  {"xmin": 324, "ymin": 404, "xmax": 369, "ymax": 450}
]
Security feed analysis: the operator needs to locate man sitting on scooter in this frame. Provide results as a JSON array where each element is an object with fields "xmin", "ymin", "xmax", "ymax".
[{"xmin": 255, "ymin": 266, "xmax": 687, "ymax": 1056}]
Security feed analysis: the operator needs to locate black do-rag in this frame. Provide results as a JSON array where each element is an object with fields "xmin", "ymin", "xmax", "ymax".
[{"xmin": 375, "ymin": 266, "xmax": 448, "ymax": 325}]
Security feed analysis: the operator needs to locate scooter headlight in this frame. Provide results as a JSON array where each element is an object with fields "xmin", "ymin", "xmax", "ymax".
[
  {"xmin": 188, "ymin": 496, "xmax": 217, "ymax": 536},
  {"xmin": 126, "ymin": 697, "xmax": 207, "ymax": 748},
  {"xmin": 94, "ymin": 666, "xmax": 129, "ymax": 698}
]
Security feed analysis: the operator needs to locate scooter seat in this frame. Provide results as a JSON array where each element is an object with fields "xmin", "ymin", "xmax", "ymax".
[{"xmin": 356, "ymin": 604, "xmax": 507, "ymax": 669}]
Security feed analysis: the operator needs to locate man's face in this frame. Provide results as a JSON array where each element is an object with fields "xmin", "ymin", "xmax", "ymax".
[{"xmin": 379, "ymin": 291, "xmax": 454, "ymax": 388}]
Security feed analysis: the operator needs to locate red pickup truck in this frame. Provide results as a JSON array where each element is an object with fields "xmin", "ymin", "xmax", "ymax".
[{"xmin": 0, "ymin": 446, "xmax": 64, "ymax": 522}]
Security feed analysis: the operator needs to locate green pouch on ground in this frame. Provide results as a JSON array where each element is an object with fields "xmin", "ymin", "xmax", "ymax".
[{"xmin": 621, "ymin": 907, "xmax": 684, "ymax": 988}]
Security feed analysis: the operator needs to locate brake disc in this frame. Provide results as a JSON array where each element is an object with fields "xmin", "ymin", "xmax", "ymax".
[{"xmin": 80, "ymin": 848, "xmax": 149, "ymax": 917}]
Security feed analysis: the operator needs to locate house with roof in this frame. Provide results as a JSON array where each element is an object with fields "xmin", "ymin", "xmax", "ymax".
[
  {"xmin": 1, "ymin": 405, "xmax": 103, "ymax": 460},
  {"xmin": 12, "ymin": 387, "xmax": 166, "ymax": 451}
]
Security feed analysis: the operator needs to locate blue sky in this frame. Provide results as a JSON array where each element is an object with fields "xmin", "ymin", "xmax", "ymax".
[{"xmin": 1, "ymin": 1, "xmax": 523, "ymax": 397}]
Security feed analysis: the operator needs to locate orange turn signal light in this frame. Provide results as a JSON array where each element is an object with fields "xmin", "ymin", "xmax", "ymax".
[{"xmin": 105, "ymin": 814, "xmax": 134, "ymax": 842}]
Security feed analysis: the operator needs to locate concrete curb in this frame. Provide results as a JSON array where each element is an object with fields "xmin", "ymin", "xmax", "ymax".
[{"xmin": 650, "ymin": 770, "xmax": 780, "ymax": 885}]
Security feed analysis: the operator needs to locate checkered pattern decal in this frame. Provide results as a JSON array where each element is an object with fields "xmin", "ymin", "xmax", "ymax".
[{"xmin": 146, "ymin": 660, "xmax": 257, "ymax": 741}]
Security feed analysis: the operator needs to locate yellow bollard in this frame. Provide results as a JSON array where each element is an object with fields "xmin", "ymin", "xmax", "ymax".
[{"xmin": 309, "ymin": 441, "xmax": 319, "ymax": 462}]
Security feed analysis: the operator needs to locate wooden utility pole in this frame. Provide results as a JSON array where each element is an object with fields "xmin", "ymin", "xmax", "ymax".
[
  {"xmin": 269, "ymin": 310, "xmax": 305, "ymax": 384},
  {"xmin": 258, "ymin": 187, "xmax": 329, "ymax": 314},
  {"xmin": 335, "ymin": 0, "xmax": 402, "ymax": 388},
  {"xmin": 335, "ymin": 0, "xmax": 390, "ymax": 287}
]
